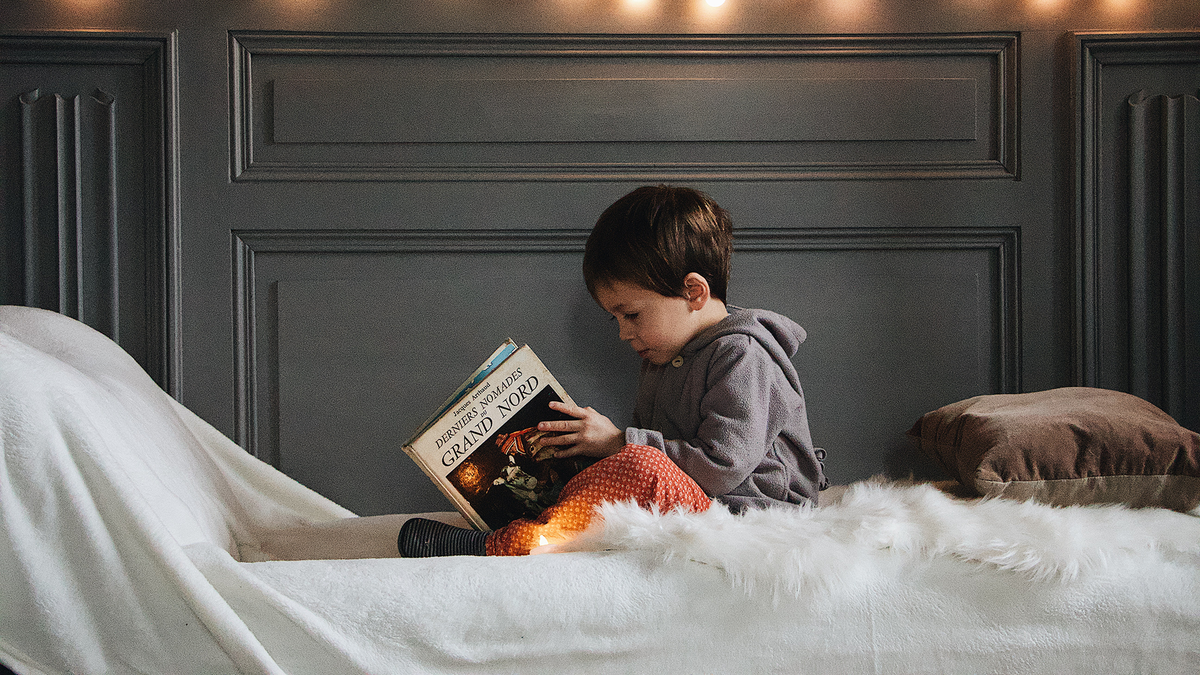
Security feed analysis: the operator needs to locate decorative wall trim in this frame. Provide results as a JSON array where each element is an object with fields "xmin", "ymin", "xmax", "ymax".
[
  {"xmin": 2, "ymin": 31, "xmax": 181, "ymax": 396},
  {"xmin": 736, "ymin": 227, "xmax": 1021, "ymax": 394},
  {"xmin": 1127, "ymin": 91, "xmax": 1199, "ymax": 425},
  {"xmin": 232, "ymin": 226, "xmax": 1019, "ymax": 460},
  {"xmin": 1073, "ymin": 31, "xmax": 1199, "ymax": 429},
  {"xmin": 230, "ymin": 32, "xmax": 1019, "ymax": 182},
  {"xmin": 231, "ymin": 229, "xmax": 590, "ymax": 459},
  {"xmin": 20, "ymin": 88, "xmax": 120, "ymax": 338}
]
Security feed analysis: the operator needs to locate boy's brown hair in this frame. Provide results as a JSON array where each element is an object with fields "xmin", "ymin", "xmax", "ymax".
[{"xmin": 583, "ymin": 185, "xmax": 733, "ymax": 302}]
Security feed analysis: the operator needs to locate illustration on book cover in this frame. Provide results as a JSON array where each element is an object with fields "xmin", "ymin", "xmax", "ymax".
[{"xmin": 447, "ymin": 386, "xmax": 592, "ymax": 529}]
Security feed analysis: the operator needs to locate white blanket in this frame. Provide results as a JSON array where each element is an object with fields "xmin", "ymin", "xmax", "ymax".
[{"xmin": 2, "ymin": 305, "xmax": 1199, "ymax": 675}]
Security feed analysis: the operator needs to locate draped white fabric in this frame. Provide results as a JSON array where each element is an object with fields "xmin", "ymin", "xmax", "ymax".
[{"xmin": 2, "ymin": 306, "xmax": 1199, "ymax": 675}]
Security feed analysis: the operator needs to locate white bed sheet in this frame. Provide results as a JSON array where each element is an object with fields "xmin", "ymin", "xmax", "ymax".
[{"xmin": 2, "ymin": 305, "xmax": 1199, "ymax": 675}]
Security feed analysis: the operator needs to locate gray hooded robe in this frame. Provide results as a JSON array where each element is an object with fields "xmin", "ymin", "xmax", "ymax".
[{"xmin": 624, "ymin": 306, "xmax": 828, "ymax": 512}]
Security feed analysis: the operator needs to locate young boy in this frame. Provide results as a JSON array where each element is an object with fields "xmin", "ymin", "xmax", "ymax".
[{"xmin": 399, "ymin": 185, "xmax": 827, "ymax": 557}]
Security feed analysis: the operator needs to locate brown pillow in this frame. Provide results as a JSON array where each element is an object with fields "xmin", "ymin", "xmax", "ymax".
[{"xmin": 907, "ymin": 387, "xmax": 1200, "ymax": 513}]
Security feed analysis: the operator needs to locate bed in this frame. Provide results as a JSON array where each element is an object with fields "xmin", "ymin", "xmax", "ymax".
[{"xmin": 2, "ymin": 304, "xmax": 1199, "ymax": 675}]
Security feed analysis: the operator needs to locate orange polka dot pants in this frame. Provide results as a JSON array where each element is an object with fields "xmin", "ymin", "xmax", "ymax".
[{"xmin": 484, "ymin": 443, "xmax": 712, "ymax": 556}]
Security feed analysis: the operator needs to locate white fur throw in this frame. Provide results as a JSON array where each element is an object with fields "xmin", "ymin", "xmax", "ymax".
[{"xmin": 551, "ymin": 480, "xmax": 1200, "ymax": 600}]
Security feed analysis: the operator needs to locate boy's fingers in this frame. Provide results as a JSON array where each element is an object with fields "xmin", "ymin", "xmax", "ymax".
[{"xmin": 548, "ymin": 400, "xmax": 588, "ymax": 419}]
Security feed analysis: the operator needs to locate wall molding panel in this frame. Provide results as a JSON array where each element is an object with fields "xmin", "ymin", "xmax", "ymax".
[
  {"xmin": 231, "ymin": 229, "xmax": 591, "ymax": 462},
  {"xmin": 20, "ymin": 88, "xmax": 120, "ymax": 338},
  {"xmin": 1, "ymin": 32, "xmax": 181, "ymax": 394},
  {"xmin": 230, "ymin": 32, "xmax": 1019, "ymax": 182},
  {"xmin": 1127, "ymin": 91, "xmax": 1199, "ymax": 428},
  {"xmin": 1074, "ymin": 31, "xmax": 1200, "ymax": 430},
  {"xmin": 736, "ymin": 226, "xmax": 1021, "ymax": 395},
  {"xmin": 232, "ymin": 227, "xmax": 1018, "ymax": 465}
]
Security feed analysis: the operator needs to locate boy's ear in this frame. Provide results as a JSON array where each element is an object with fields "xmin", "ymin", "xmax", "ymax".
[{"xmin": 682, "ymin": 272, "xmax": 710, "ymax": 309}]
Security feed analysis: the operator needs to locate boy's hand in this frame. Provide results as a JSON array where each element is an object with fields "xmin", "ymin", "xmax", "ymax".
[{"xmin": 537, "ymin": 401, "xmax": 625, "ymax": 459}]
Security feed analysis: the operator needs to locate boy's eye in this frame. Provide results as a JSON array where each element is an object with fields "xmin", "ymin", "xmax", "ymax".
[{"xmin": 623, "ymin": 313, "xmax": 639, "ymax": 321}]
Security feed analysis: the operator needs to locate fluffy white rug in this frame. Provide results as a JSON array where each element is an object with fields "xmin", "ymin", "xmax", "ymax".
[{"xmin": 552, "ymin": 480, "xmax": 1200, "ymax": 599}]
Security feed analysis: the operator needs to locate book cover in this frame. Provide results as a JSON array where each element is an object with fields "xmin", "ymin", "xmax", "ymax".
[{"xmin": 402, "ymin": 342, "xmax": 594, "ymax": 531}]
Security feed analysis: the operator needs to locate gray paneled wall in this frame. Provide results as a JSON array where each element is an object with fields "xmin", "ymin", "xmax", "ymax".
[
  {"xmin": 2, "ymin": 3, "xmax": 1198, "ymax": 516},
  {"xmin": 230, "ymin": 32, "xmax": 1017, "ymax": 181},
  {"xmin": 221, "ymin": 31, "xmax": 1023, "ymax": 513},
  {"xmin": 234, "ymin": 227, "xmax": 1017, "ymax": 513},
  {"xmin": 19, "ymin": 88, "xmax": 118, "ymax": 336},
  {"xmin": 1075, "ymin": 32, "xmax": 1200, "ymax": 432},
  {"xmin": 1128, "ymin": 91, "xmax": 1198, "ymax": 430},
  {"xmin": 0, "ymin": 34, "xmax": 179, "ymax": 393}
]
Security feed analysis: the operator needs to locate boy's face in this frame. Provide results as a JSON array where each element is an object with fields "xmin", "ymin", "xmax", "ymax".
[{"xmin": 593, "ymin": 279, "xmax": 698, "ymax": 366}]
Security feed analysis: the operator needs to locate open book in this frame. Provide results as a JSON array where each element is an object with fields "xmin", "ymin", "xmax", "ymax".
[{"xmin": 402, "ymin": 340, "xmax": 594, "ymax": 531}]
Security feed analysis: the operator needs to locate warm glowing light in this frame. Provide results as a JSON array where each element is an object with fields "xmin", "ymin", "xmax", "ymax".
[
  {"xmin": 821, "ymin": 0, "xmax": 873, "ymax": 23},
  {"xmin": 267, "ymin": 0, "xmax": 335, "ymax": 19},
  {"xmin": 1028, "ymin": 0, "xmax": 1061, "ymax": 11},
  {"xmin": 1103, "ymin": 0, "xmax": 1139, "ymax": 14},
  {"xmin": 696, "ymin": 0, "xmax": 732, "ymax": 27},
  {"xmin": 538, "ymin": 535, "xmax": 549, "ymax": 546},
  {"xmin": 53, "ymin": 0, "xmax": 113, "ymax": 12}
]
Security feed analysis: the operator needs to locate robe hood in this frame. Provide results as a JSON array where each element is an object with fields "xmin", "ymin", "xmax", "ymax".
[{"xmin": 679, "ymin": 306, "xmax": 806, "ymax": 393}]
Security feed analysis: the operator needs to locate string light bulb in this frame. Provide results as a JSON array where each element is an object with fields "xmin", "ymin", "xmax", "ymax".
[{"xmin": 706, "ymin": 0, "xmax": 726, "ymax": 5}]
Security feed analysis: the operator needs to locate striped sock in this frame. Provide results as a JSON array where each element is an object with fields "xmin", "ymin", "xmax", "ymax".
[{"xmin": 398, "ymin": 517, "xmax": 487, "ymax": 557}]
